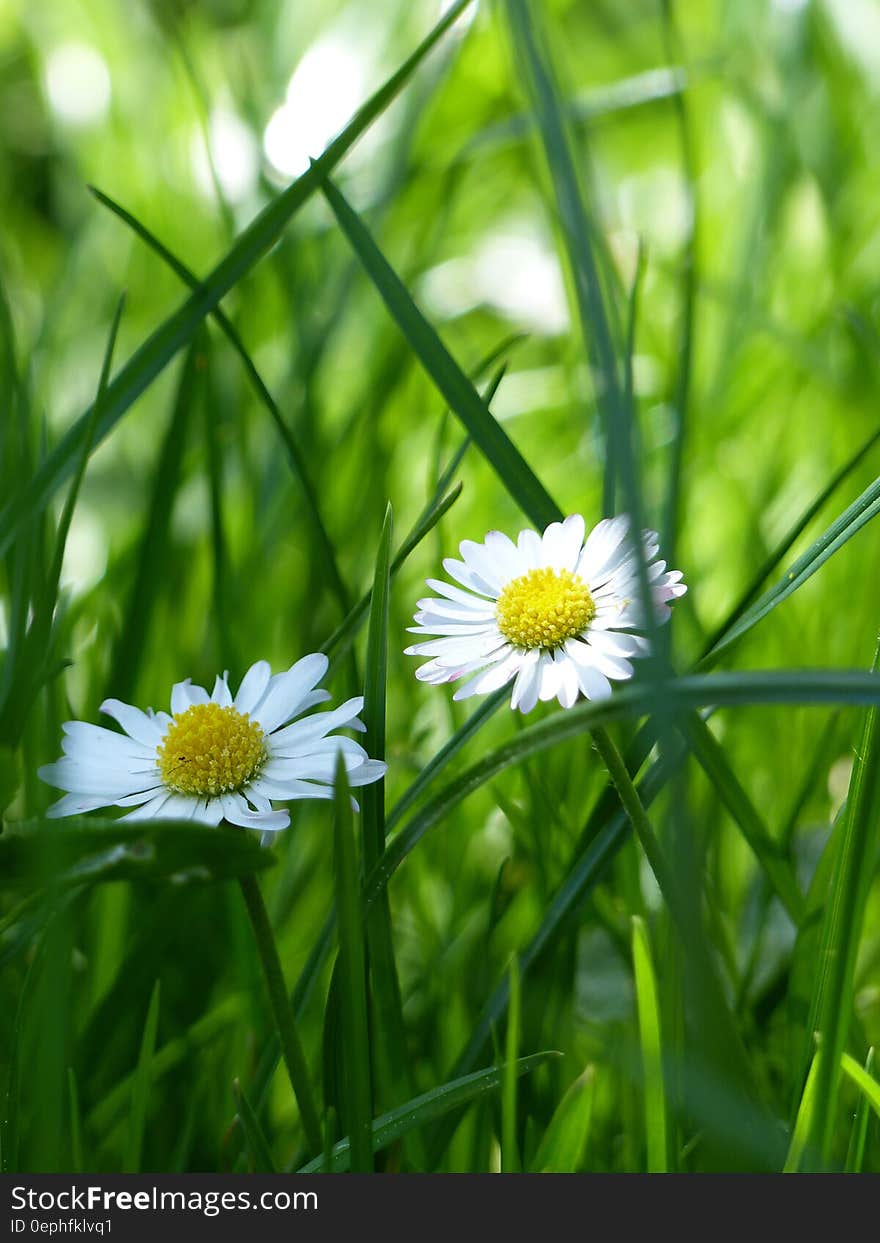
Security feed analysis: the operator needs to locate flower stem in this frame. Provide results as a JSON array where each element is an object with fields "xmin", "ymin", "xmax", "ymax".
[{"xmin": 238, "ymin": 874, "xmax": 322, "ymax": 1155}]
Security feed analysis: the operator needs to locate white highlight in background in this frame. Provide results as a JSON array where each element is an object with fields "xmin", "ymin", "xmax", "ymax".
[
  {"xmin": 263, "ymin": 36, "xmax": 368, "ymax": 179},
  {"xmin": 420, "ymin": 229, "xmax": 569, "ymax": 335},
  {"xmin": 44, "ymin": 42, "xmax": 111, "ymax": 127},
  {"xmin": 191, "ymin": 106, "xmax": 259, "ymax": 203}
]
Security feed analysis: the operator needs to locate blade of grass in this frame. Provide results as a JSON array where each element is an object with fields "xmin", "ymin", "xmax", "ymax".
[
  {"xmin": 501, "ymin": 960, "xmax": 521, "ymax": 1173},
  {"xmin": 591, "ymin": 728, "xmax": 758, "ymax": 1114},
  {"xmin": 124, "ymin": 979, "xmax": 160, "ymax": 1173},
  {"xmin": 233, "ymin": 1077, "xmax": 277, "ymax": 1173},
  {"xmin": 361, "ymin": 505, "xmax": 421, "ymax": 1158},
  {"xmin": 659, "ymin": 0, "xmax": 699, "ymax": 562},
  {"xmin": 0, "ymin": 298, "xmax": 124, "ymax": 738},
  {"xmin": 706, "ymin": 475, "xmax": 880, "ymax": 662},
  {"xmin": 676, "ymin": 712, "xmax": 805, "ymax": 922},
  {"xmin": 783, "ymin": 1051, "xmax": 820, "ymax": 1172},
  {"xmin": 89, "ymin": 186, "xmax": 351, "ymax": 615},
  {"xmin": 67, "ymin": 1068, "xmax": 82, "ymax": 1175},
  {"xmin": 631, "ymin": 916, "xmax": 668, "ymax": 1173},
  {"xmin": 365, "ymin": 669, "xmax": 880, "ymax": 911},
  {"xmin": 428, "ymin": 733, "xmax": 687, "ymax": 1164},
  {"xmin": 805, "ymin": 642, "xmax": 880, "ymax": 1166},
  {"xmin": 0, "ymin": 0, "xmax": 475, "ymax": 559},
  {"xmin": 504, "ymin": 0, "xmax": 623, "ymax": 513},
  {"xmin": 531, "ymin": 1065, "xmax": 595, "ymax": 1173},
  {"xmin": 322, "ymin": 360, "xmax": 509, "ymax": 665},
  {"xmin": 319, "ymin": 173, "xmax": 560, "ymax": 529},
  {"xmin": 108, "ymin": 341, "xmax": 201, "ymax": 702},
  {"xmin": 238, "ymin": 874, "xmax": 322, "ymax": 1155},
  {"xmin": 844, "ymin": 1048, "xmax": 876, "ymax": 1171},
  {"xmin": 702, "ymin": 426, "xmax": 880, "ymax": 659},
  {"xmin": 333, "ymin": 755, "xmax": 373, "ymax": 1171},
  {"xmin": 299, "ymin": 1052, "xmax": 558, "ymax": 1173}
]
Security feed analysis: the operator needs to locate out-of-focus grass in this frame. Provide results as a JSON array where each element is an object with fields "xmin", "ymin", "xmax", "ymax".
[{"xmin": 2, "ymin": 0, "xmax": 880, "ymax": 1172}]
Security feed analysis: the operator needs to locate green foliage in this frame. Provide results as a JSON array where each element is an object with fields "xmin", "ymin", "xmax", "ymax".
[{"xmin": 2, "ymin": 0, "xmax": 880, "ymax": 1174}]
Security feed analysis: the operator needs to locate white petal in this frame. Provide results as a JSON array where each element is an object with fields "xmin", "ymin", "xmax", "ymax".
[
  {"xmin": 252, "ymin": 653, "xmax": 329, "ymax": 733},
  {"xmin": 537, "ymin": 652, "xmax": 562, "ymax": 702},
  {"xmin": 483, "ymin": 529, "xmax": 524, "ymax": 581},
  {"xmin": 100, "ymin": 699, "xmax": 166, "ymax": 746},
  {"xmin": 442, "ymin": 557, "xmax": 497, "ymax": 598},
  {"xmin": 516, "ymin": 527, "xmax": 544, "ymax": 570},
  {"xmin": 541, "ymin": 515, "xmax": 585, "ymax": 571},
  {"xmin": 45, "ymin": 792, "xmax": 115, "ymax": 818},
  {"xmin": 120, "ymin": 791, "xmax": 174, "ymax": 821},
  {"xmin": 577, "ymin": 514, "xmax": 630, "ymax": 582},
  {"xmin": 220, "ymin": 792, "xmax": 290, "ymax": 832},
  {"xmin": 425, "ymin": 578, "xmax": 491, "ymax": 608},
  {"xmin": 510, "ymin": 649, "xmax": 541, "ymax": 713},
  {"xmin": 211, "ymin": 673, "xmax": 233, "ymax": 707},
  {"xmin": 452, "ymin": 649, "xmax": 522, "ymax": 701},
  {"xmin": 268, "ymin": 696, "xmax": 365, "ymax": 751},
  {"xmin": 234, "ymin": 660, "xmax": 272, "ymax": 714},
  {"xmin": 458, "ymin": 539, "xmax": 508, "ymax": 593},
  {"xmin": 169, "ymin": 679, "xmax": 210, "ymax": 716},
  {"xmin": 61, "ymin": 720, "xmax": 156, "ymax": 761}
]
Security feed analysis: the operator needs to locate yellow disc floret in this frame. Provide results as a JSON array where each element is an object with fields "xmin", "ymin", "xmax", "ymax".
[
  {"xmin": 496, "ymin": 568, "xmax": 596, "ymax": 650},
  {"xmin": 157, "ymin": 702, "xmax": 266, "ymax": 797}
]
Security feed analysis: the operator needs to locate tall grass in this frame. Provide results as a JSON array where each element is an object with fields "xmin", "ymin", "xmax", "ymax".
[{"xmin": 1, "ymin": 0, "xmax": 880, "ymax": 1173}]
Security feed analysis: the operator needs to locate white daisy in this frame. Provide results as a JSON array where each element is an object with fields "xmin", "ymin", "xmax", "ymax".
[
  {"xmin": 39, "ymin": 655, "xmax": 386, "ymax": 834},
  {"xmin": 406, "ymin": 514, "xmax": 686, "ymax": 713}
]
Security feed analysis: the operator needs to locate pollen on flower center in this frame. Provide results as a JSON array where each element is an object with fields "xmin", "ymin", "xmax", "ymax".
[
  {"xmin": 157, "ymin": 702, "xmax": 266, "ymax": 797},
  {"xmin": 496, "ymin": 568, "xmax": 596, "ymax": 650}
]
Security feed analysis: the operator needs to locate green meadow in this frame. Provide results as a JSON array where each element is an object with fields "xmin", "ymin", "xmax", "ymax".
[{"xmin": 2, "ymin": 0, "xmax": 880, "ymax": 1173}]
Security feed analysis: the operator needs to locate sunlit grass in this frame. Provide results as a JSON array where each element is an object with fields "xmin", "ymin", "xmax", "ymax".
[{"xmin": 2, "ymin": 0, "xmax": 880, "ymax": 1173}]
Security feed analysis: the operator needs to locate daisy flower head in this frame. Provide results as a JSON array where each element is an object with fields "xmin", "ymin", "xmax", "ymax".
[
  {"xmin": 39, "ymin": 655, "xmax": 386, "ymax": 835},
  {"xmin": 406, "ymin": 514, "xmax": 686, "ymax": 714}
]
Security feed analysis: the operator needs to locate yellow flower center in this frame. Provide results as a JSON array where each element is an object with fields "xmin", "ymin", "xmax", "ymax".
[
  {"xmin": 157, "ymin": 702, "xmax": 266, "ymax": 797},
  {"xmin": 496, "ymin": 568, "xmax": 596, "ymax": 650}
]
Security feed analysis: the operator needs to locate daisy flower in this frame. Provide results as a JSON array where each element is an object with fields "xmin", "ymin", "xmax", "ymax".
[
  {"xmin": 39, "ymin": 655, "xmax": 386, "ymax": 834},
  {"xmin": 406, "ymin": 514, "xmax": 686, "ymax": 713}
]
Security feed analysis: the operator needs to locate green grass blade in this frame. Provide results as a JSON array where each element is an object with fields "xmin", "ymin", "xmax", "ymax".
[
  {"xmin": 319, "ymin": 173, "xmax": 561, "ymax": 529},
  {"xmin": 108, "ymin": 342, "xmax": 201, "ymax": 702},
  {"xmin": 233, "ymin": 1077, "xmax": 277, "ymax": 1173},
  {"xmin": 0, "ymin": 0, "xmax": 475, "ymax": 559},
  {"xmin": 659, "ymin": 0, "xmax": 698, "ymax": 562},
  {"xmin": 363, "ymin": 503, "xmax": 392, "ymax": 870},
  {"xmin": 365, "ymin": 670, "xmax": 880, "ymax": 911},
  {"xmin": 1, "ymin": 822, "xmax": 273, "ymax": 893},
  {"xmin": 300, "ymin": 1052, "xmax": 557, "ymax": 1173},
  {"xmin": 89, "ymin": 186, "xmax": 351, "ymax": 615},
  {"xmin": 783, "ymin": 1051, "xmax": 820, "ymax": 1172},
  {"xmin": 841, "ymin": 1051, "xmax": 880, "ymax": 1119},
  {"xmin": 42, "ymin": 295, "xmax": 125, "ymax": 629},
  {"xmin": 429, "ymin": 736, "xmax": 687, "ymax": 1162},
  {"xmin": 361, "ymin": 505, "xmax": 419, "ymax": 1150},
  {"xmin": 501, "ymin": 960, "xmax": 521, "ymax": 1172},
  {"xmin": 844, "ymin": 1049, "xmax": 876, "ymax": 1171},
  {"xmin": 238, "ymin": 874, "xmax": 322, "ymax": 1156},
  {"xmin": 703, "ymin": 426, "xmax": 880, "ymax": 659},
  {"xmin": 124, "ymin": 979, "xmax": 160, "ymax": 1173},
  {"xmin": 66, "ymin": 1067, "xmax": 82, "ymax": 1174},
  {"xmin": 322, "ymin": 362, "xmax": 508, "ymax": 665},
  {"xmin": 333, "ymin": 755, "xmax": 373, "ymax": 1171},
  {"xmin": 531, "ymin": 1065, "xmax": 595, "ymax": 1172},
  {"xmin": 631, "ymin": 916, "xmax": 668, "ymax": 1173},
  {"xmin": 87, "ymin": 996, "xmax": 240, "ymax": 1134},
  {"xmin": 676, "ymin": 712, "xmax": 805, "ymax": 922},
  {"xmin": 806, "ymin": 644, "xmax": 880, "ymax": 1166},
  {"xmin": 504, "ymin": 0, "xmax": 623, "ymax": 511},
  {"xmin": 707, "ymin": 476, "xmax": 880, "ymax": 662}
]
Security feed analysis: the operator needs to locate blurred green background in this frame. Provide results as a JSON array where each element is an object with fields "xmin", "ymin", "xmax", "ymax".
[{"xmin": 1, "ymin": 0, "xmax": 879, "ymax": 1173}]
